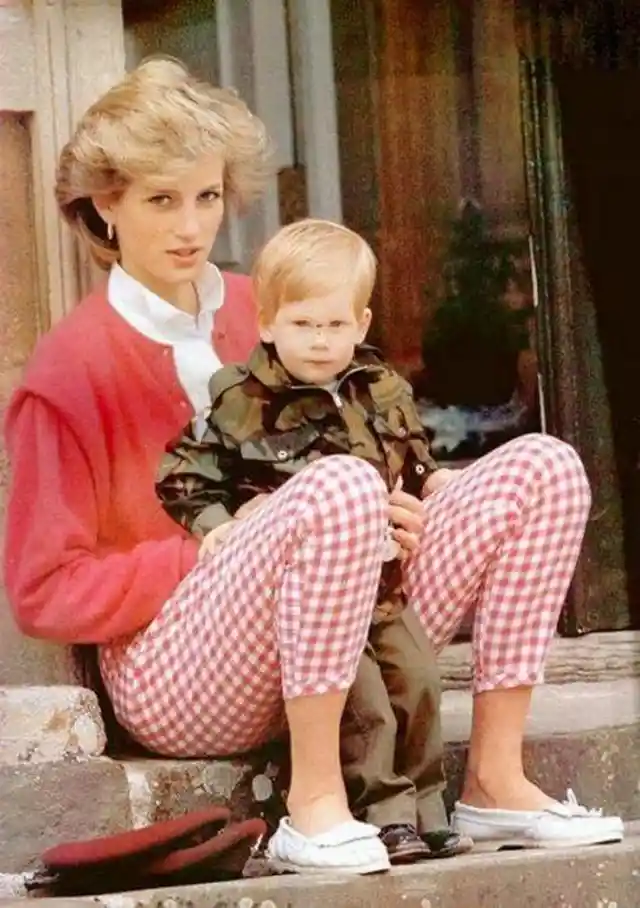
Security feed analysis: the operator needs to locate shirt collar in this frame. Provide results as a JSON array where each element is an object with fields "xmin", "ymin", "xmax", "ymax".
[{"xmin": 107, "ymin": 262, "xmax": 225, "ymax": 345}]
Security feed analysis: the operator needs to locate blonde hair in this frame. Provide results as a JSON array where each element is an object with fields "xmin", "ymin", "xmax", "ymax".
[
  {"xmin": 55, "ymin": 57, "xmax": 272, "ymax": 269},
  {"xmin": 253, "ymin": 218, "xmax": 377, "ymax": 322}
]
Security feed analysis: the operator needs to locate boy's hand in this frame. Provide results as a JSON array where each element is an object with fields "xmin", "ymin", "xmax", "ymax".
[
  {"xmin": 235, "ymin": 493, "xmax": 271, "ymax": 519},
  {"xmin": 423, "ymin": 468, "xmax": 457, "ymax": 496},
  {"xmin": 198, "ymin": 522, "xmax": 237, "ymax": 559}
]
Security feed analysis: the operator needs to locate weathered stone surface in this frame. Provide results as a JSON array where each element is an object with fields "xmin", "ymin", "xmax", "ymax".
[
  {"xmin": 0, "ymin": 759, "xmax": 132, "ymax": 873},
  {"xmin": 30, "ymin": 833, "xmax": 640, "ymax": 908},
  {"xmin": 444, "ymin": 724, "xmax": 640, "ymax": 819},
  {"xmin": 122, "ymin": 758, "xmax": 253, "ymax": 827},
  {"xmin": 0, "ymin": 873, "xmax": 27, "ymax": 900},
  {"xmin": 439, "ymin": 630, "xmax": 640, "ymax": 689},
  {"xmin": 0, "ymin": 685, "xmax": 106, "ymax": 764}
]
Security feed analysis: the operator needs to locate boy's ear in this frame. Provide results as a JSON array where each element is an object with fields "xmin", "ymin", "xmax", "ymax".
[
  {"xmin": 358, "ymin": 307, "xmax": 372, "ymax": 342},
  {"xmin": 258, "ymin": 318, "xmax": 274, "ymax": 343}
]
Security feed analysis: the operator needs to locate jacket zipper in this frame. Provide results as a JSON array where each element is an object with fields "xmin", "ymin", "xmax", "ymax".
[{"xmin": 289, "ymin": 365, "xmax": 375, "ymax": 413}]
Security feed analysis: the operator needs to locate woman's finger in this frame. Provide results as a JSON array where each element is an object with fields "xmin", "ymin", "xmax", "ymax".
[
  {"xmin": 389, "ymin": 503, "xmax": 424, "ymax": 535},
  {"xmin": 391, "ymin": 526, "xmax": 420, "ymax": 553},
  {"xmin": 389, "ymin": 486, "xmax": 424, "ymax": 516}
]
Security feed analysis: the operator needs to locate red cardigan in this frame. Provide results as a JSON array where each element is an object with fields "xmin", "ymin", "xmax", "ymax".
[{"xmin": 3, "ymin": 273, "xmax": 259, "ymax": 644}]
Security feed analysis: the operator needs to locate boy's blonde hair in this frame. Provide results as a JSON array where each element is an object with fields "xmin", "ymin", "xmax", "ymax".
[
  {"xmin": 56, "ymin": 57, "xmax": 272, "ymax": 269},
  {"xmin": 252, "ymin": 218, "xmax": 377, "ymax": 322}
]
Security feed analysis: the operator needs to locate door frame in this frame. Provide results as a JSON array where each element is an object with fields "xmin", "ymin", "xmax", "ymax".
[{"xmin": 1, "ymin": 0, "xmax": 126, "ymax": 328}]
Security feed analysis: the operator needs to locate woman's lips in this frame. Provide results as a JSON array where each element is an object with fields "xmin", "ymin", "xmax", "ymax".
[{"xmin": 167, "ymin": 248, "xmax": 201, "ymax": 267}]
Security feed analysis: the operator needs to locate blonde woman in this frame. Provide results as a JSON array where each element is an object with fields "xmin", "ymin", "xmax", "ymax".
[{"xmin": 3, "ymin": 59, "xmax": 622, "ymax": 877}]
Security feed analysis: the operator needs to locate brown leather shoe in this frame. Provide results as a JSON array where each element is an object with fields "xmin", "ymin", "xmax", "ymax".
[
  {"xmin": 420, "ymin": 829, "xmax": 474, "ymax": 858},
  {"xmin": 379, "ymin": 824, "xmax": 432, "ymax": 865}
]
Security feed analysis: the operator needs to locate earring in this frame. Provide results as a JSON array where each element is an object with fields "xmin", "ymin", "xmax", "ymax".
[{"xmin": 107, "ymin": 222, "xmax": 114, "ymax": 242}]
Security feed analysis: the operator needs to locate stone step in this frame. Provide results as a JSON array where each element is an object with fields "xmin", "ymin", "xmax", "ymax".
[
  {"xmin": 1, "ymin": 678, "xmax": 638, "ymax": 875},
  {"xmin": 7, "ymin": 826, "xmax": 640, "ymax": 908},
  {"xmin": 114, "ymin": 679, "xmax": 640, "ymax": 828},
  {"xmin": 442, "ymin": 677, "xmax": 640, "ymax": 819},
  {"xmin": 0, "ymin": 685, "xmax": 106, "ymax": 764},
  {"xmin": 0, "ymin": 759, "xmax": 133, "ymax": 874},
  {"xmin": 438, "ymin": 629, "xmax": 640, "ymax": 689}
]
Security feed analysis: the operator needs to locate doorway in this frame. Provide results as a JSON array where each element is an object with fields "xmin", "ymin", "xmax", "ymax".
[{"xmin": 556, "ymin": 67, "xmax": 640, "ymax": 627}]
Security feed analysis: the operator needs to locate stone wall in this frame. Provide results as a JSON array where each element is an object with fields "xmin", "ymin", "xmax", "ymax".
[{"xmin": 0, "ymin": 114, "xmax": 73, "ymax": 683}]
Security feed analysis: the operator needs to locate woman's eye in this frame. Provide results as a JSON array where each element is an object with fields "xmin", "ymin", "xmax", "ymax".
[
  {"xmin": 200, "ymin": 189, "xmax": 223, "ymax": 203},
  {"xmin": 148, "ymin": 194, "xmax": 172, "ymax": 206}
]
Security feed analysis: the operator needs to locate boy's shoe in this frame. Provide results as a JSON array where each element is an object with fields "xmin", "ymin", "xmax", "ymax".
[
  {"xmin": 420, "ymin": 829, "xmax": 474, "ymax": 858},
  {"xmin": 379, "ymin": 824, "xmax": 433, "ymax": 864},
  {"xmin": 266, "ymin": 817, "xmax": 391, "ymax": 875}
]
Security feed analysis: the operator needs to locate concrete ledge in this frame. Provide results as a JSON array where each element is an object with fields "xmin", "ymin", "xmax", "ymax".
[
  {"xmin": 0, "ymin": 759, "xmax": 133, "ymax": 874},
  {"xmin": 27, "ymin": 833, "xmax": 640, "ymax": 908},
  {"xmin": 0, "ymin": 685, "xmax": 106, "ymax": 764}
]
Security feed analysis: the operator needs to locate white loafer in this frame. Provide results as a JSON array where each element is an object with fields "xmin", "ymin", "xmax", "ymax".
[
  {"xmin": 266, "ymin": 817, "xmax": 391, "ymax": 875},
  {"xmin": 452, "ymin": 789, "xmax": 624, "ymax": 851}
]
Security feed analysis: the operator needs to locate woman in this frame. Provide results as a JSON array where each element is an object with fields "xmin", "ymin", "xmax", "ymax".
[{"xmin": 3, "ymin": 59, "xmax": 622, "ymax": 876}]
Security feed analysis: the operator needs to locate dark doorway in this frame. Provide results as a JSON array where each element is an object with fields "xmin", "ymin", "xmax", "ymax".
[{"xmin": 556, "ymin": 67, "xmax": 640, "ymax": 628}]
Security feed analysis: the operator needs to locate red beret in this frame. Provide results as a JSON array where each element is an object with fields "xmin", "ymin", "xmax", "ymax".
[
  {"xmin": 29, "ymin": 808, "xmax": 268, "ymax": 896},
  {"xmin": 42, "ymin": 806, "xmax": 231, "ymax": 869}
]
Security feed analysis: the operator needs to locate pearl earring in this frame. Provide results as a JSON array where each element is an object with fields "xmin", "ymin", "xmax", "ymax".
[{"xmin": 107, "ymin": 222, "xmax": 114, "ymax": 242}]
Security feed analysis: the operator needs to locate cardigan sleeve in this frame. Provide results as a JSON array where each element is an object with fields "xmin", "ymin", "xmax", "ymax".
[{"xmin": 3, "ymin": 393, "xmax": 199, "ymax": 644}]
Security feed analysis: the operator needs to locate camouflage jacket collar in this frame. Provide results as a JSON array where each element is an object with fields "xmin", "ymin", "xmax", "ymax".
[{"xmin": 246, "ymin": 342, "xmax": 389, "ymax": 401}]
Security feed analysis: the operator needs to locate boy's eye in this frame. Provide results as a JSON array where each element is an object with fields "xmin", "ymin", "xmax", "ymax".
[
  {"xmin": 293, "ymin": 319, "xmax": 311, "ymax": 327},
  {"xmin": 329, "ymin": 321, "xmax": 346, "ymax": 328}
]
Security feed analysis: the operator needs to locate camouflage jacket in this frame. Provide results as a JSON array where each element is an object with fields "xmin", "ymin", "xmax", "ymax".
[{"xmin": 157, "ymin": 343, "xmax": 439, "ymax": 620}]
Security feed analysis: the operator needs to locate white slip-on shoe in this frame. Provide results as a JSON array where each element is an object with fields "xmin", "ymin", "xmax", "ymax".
[
  {"xmin": 266, "ymin": 817, "xmax": 392, "ymax": 875},
  {"xmin": 451, "ymin": 789, "xmax": 624, "ymax": 851}
]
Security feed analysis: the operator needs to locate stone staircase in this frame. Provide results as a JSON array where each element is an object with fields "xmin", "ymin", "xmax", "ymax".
[{"xmin": 1, "ymin": 631, "xmax": 639, "ymax": 906}]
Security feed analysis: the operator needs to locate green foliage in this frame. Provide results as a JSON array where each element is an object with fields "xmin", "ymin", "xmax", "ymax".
[{"xmin": 423, "ymin": 201, "xmax": 529, "ymax": 360}]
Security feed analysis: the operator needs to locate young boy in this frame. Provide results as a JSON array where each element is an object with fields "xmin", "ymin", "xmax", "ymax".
[{"xmin": 157, "ymin": 219, "xmax": 471, "ymax": 864}]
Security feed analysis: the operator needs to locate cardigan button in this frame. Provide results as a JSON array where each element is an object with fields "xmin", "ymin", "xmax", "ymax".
[
  {"xmin": 277, "ymin": 450, "xmax": 288, "ymax": 460},
  {"xmin": 415, "ymin": 463, "xmax": 426, "ymax": 475}
]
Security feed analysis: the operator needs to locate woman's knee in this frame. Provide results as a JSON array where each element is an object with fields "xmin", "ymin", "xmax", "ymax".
[
  {"xmin": 302, "ymin": 455, "xmax": 389, "ymax": 519},
  {"xmin": 508, "ymin": 433, "xmax": 592, "ymax": 510}
]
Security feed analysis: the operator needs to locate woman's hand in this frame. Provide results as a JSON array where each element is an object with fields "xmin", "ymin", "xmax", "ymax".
[
  {"xmin": 389, "ymin": 481, "xmax": 424, "ymax": 558},
  {"xmin": 198, "ymin": 494, "xmax": 272, "ymax": 559}
]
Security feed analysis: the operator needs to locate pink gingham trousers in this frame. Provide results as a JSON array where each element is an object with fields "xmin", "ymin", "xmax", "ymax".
[{"xmin": 99, "ymin": 434, "xmax": 591, "ymax": 757}]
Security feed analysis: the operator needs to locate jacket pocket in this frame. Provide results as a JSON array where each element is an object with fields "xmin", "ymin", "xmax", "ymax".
[{"xmin": 239, "ymin": 424, "xmax": 321, "ymax": 465}]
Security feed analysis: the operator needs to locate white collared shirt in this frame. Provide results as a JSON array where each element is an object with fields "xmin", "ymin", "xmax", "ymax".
[{"xmin": 107, "ymin": 263, "xmax": 224, "ymax": 426}]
